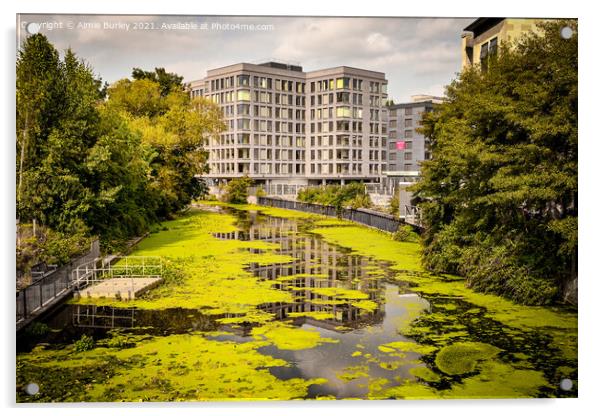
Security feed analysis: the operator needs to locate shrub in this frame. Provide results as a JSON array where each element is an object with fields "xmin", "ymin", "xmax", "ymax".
[
  {"xmin": 389, "ymin": 187, "xmax": 400, "ymax": 216},
  {"xmin": 297, "ymin": 183, "xmax": 372, "ymax": 210},
  {"xmin": 24, "ymin": 322, "xmax": 50, "ymax": 337},
  {"xmin": 223, "ymin": 176, "xmax": 253, "ymax": 204},
  {"xmin": 393, "ymin": 225, "xmax": 419, "ymax": 242},
  {"xmin": 73, "ymin": 334, "xmax": 95, "ymax": 352}
]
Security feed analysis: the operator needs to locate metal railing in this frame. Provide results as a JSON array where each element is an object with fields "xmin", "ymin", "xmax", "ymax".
[
  {"xmin": 71, "ymin": 256, "xmax": 163, "ymax": 289},
  {"xmin": 257, "ymin": 196, "xmax": 406, "ymax": 233},
  {"xmin": 400, "ymin": 205, "xmax": 422, "ymax": 227},
  {"xmin": 16, "ymin": 239, "xmax": 100, "ymax": 329}
]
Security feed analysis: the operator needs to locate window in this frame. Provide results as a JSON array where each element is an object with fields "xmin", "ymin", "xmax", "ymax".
[
  {"xmin": 336, "ymin": 107, "xmax": 351, "ymax": 118},
  {"xmin": 489, "ymin": 37, "xmax": 498, "ymax": 57},
  {"xmin": 237, "ymin": 90, "xmax": 250, "ymax": 101},
  {"xmin": 237, "ymin": 133, "xmax": 250, "ymax": 145},
  {"xmin": 237, "ymin": 104, "xmax": 250, "ymax": 115},
  {"xmin": 336, "ymin": 92, "xmax": 350, "ymax": 103},
  {"xmin": 480, "ymin": 41, "xmax": 489, "ymax": 71},
  {"xmin": 336, "ymin": 77, "xmax": 350, "ymax": 89}
]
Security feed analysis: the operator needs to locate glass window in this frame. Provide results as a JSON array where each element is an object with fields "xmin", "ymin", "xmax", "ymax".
[
  {"xmin": 237, "ymin": 103, "xmax": 250, "ymax": 115},
  {"xmin": 237, "ymin": 118, "xmax": 250, "ymax": 130},
  {"xmin": 489, "ymin": 37, "xmax": 498, "ymax": 57},
  {"xmin": 237, "ymin": 90, "xmax": 250, "ymax": 101},
  {"xmin": 336, "ymin": 106, "xmax": 351, "ymax": 118}
]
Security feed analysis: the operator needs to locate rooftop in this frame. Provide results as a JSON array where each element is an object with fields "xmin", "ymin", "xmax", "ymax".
[{"xmin": 463, "ymin": 18, "xmax": 505, "ymax": 37}]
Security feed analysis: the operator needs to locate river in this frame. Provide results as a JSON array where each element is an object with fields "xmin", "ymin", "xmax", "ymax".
[{"xmin": 16, "ymin": 203, "xmax": 578, "ymax": 401}]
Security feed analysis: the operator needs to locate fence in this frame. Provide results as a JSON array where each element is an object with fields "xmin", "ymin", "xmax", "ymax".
[
  {"xmin": 257, "ymin": 196, "xmax": 405, "ymax": 233},
  {"xmin": 16, "ymin": 239, "xmax": 100, "ymax": 330},
  {"xmin": 71, "ymin": 256, "xmax": 163, "ymax": 289}
]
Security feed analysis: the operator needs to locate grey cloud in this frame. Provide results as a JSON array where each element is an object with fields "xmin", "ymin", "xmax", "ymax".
[{"xmin": 19, "ymin": 14, "xmax": 473, "ymax": 102}]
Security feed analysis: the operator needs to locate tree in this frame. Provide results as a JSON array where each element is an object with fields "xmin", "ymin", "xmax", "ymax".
[
  {"xmin": 412, "ymin": 20, "xmax": 577, "ymax": 305},
  {"xmin": 16, "ymin": 34, "xmax": 225, "ymax": 263},
  {"xmin": 106, "ymin": 76, "xmax": 225, "ymax": 217},
  {"xmin": 132, "ymin": 67, "xmax": 184, "ymax": 97},
  {"xmin": 16, "ymin": 34, "xmax": 63, "ymax": 218},
  {"xmin": 223, "ymin": 176, "xmax": 253, "ymax": 204}
]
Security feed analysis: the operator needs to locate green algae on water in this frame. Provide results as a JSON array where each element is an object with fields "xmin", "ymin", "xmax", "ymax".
[
  {"xmin": 435, "ymin": 342, "xmax": 501, "ymax": 375},
  {"xmin": 17, "ymin": 333, "xmax": 327, "ymax": 402}
]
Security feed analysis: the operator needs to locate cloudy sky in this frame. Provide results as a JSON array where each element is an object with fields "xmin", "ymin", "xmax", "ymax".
[{"xmin": 18, "ymin": 14, "xmax": 474, "ymax": 102}]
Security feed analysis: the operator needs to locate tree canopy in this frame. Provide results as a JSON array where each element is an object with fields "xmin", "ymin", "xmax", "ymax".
[
  {"xmin": 131, "ymin": 67, "xmax": 184, "ymax": 97},
  {"xmin": 413, "ymin": 20, "xmax": 577, "ymax": 305},
  {"xmin": 16, "ymin": 34, "xmax": 224, "ymax": 259}
]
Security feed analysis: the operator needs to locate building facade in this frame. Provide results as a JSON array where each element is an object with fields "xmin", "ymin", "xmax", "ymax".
[
  {"xmin": 385, "ymin": 95, "xmax": 442, "ymax": 173},
  {"xmin": 461, "ymin": 18, "xmax": 548, "ymax": 70},
  {"xmin": 188, "ymin": 62, "xmax": 388, "ymax": 187}
]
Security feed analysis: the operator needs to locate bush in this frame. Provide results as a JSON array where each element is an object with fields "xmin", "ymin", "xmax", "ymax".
[
  {"xmin": 297, "ymin": 183, "xmax": 372, "ymax": 210},
  {"xmin": 223, "ymin": 176, "xmax": 253, "ymax": 204},
  {"xmin": 392, "ymin": 225, "xmax": 419, "ymax": 242},
  {"xmin": 24, "ymin": 322, "xmax": 50, "ymax": 337},
  {"xmin": 389, "ymin": 187, "xmax": 400, "ymax": 216},
  {"xmin": 73, "ymin": 334, "xmax": 95, "ymax": 352}
]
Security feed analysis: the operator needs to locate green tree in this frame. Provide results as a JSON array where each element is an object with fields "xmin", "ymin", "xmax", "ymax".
[
  {"xmin": 132, "ymin": 67, "xmax": 184, "ymax": 97},
  {"xmin": 16, "ymin": 34, "xmax": 63, "ymax": 218},
  {"xmin": 106, "ymin": 77, "xmax": 224, "ymax": 217},
  {"xmin": 413, "ymin": 20, "xmax": 577, "ymax": 305},
  {"xmin": 297, "ymin": 183, "xmax": 372, "ymax": 213},
  {"xmin": 223, "ymin": 176, "xmax": 254, "ymax": 204}
]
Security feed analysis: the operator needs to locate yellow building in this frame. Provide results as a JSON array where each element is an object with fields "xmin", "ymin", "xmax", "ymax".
[{"xmin": 461, "ymin": 18, "xmax": 548, "ymax": 70}]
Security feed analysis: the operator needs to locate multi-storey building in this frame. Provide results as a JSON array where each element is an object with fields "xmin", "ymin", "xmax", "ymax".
[
  {"xmin": 386, "ymin": 95, "xmax": 442, "ymax": 173},
  {"xmin": 461, "ymin": 18, "xmax": 548, "ymax": 70},
  {"xmin": 188, "ymin": 62, "xmax": 388, "ymax": 188}
]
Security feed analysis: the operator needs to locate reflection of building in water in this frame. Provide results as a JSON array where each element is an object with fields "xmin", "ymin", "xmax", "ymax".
[
  {"xmin": 72, "ymin": 304, "xmax": 136, "ymax": 329},
  {"xmin": 216, "ymin": 216, "xmax": 385, "ymax": 329}
]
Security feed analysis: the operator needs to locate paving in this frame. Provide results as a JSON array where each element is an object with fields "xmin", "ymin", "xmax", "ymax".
[{"xmin": 77, "ymin": 277, "xmax": 163, "ymax": 300}]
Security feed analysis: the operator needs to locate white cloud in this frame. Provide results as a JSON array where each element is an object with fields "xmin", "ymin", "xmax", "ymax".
[{"xmin": 21, "ymin": 14, "xmax": 473, "ymax": 103}]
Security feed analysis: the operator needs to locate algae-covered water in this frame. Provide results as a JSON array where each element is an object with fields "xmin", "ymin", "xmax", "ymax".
[{"xmin": 16, "ymin": 204, "xmax": 578, "ymax": 401}]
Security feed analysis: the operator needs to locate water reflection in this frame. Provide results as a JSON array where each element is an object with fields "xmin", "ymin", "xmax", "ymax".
[{"xmin": 215, "ymin": 213, "xmax": 393, "ymax": 330}]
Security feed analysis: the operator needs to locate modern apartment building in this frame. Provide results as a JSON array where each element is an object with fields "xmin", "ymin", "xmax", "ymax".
[
  {"xmin": 386, "ymin": 95, "xmax": 442, "ymax": 173},
  {"xmin": 461, "ymin": 18, "xmax": 548, "ymax": 70},
  {"xmin": 188, "ymin": 62, "xmax": 388, "ymax": 187}
]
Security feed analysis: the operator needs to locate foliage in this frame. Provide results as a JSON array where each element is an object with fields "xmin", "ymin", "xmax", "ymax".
[
  {"xmin": 389, "ymin": 186, "xmax": 400, "ymax": 216},
  {"xmin": 73, "ymin": 334, "xmax": 95, "ymax": 352},
  {"xmin": 132, "ymin": 67, "xmax": 184, "ymax": 97},
  {"xmin": 392, "ymin": 225, "xmax": 419, "ymax": 243},
  {"xmin": 16, "ymin": 222, "xmax": 92, "ymax": 277},
  {"xmin": 412, "ymin": 20, "xmax": 577, "ymax": 305},
  {"xmin": 297, "ymin": 183, "xmax": 372, "ymax": 213},
  {"xmin": 223, "ymin": 176, "xmax": 253, "ymax": 204},
  {"xmin": 16, "ymin": 34, "xmax": 225, "ymax": 257},
  {"xmin": 23, "ymin": 322, "xmax": 50, "ymax": 338}
]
